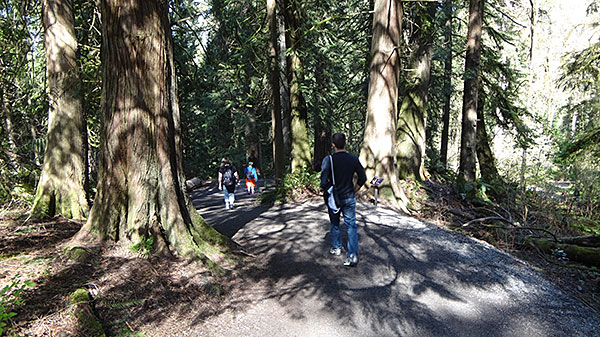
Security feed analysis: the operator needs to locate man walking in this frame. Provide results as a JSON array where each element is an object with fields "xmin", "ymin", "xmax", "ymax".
[{"xmin": 320, "ymin": 133, "xmax": 367, "ymax": 267}]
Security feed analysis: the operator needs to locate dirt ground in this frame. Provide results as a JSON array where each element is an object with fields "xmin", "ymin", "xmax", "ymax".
[
  {"xmin": 0, "ymin": 184, "xmax": 598, "ymax": 336},
  {"xmin": 0, "ymin": 213, "xmax": 246, "ymax": 337}
]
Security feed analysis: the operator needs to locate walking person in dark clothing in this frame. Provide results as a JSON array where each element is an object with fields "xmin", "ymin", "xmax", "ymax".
[
  {"xmin": 320, "ymin": 133, "xmax": 367, "ymax": 267},
  {"xmin": 218, "ymin": 158, "xmax": 239, "ymax": 209}
]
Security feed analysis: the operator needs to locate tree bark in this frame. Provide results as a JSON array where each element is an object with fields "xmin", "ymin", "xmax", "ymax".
[
  {"xmin": 459, "ymin": 0, "xmax": 483, "ymax": 184},
  {"xmin": 440, "ymin": 0, "xmax": 453, "ymax": 168},
  {"xmin": 268, "ymin": 0, "xmax": 285, "ymax": 180},
  {"xmin": 475, "ymin": 93, "xmax": 502, "ymax": 184},
  {"xmin": 73, "ymin": 0, "xmax": 230, "ymax": 264},
  {"xmin": 359, "ymin": 0, "xmax": 409, "ymax": 212},
  {"xmin": 1, "ymin": 87, "xmax": 18, "ymax": 170},
  {"xmin": 278, "ymin": 10, "xmax": 292, "ymax": 164},
  {"xmin": 396, "ymin": 2, "xmax": 436, "ymax": 181},
  {"xmin": 313, "ymin": 56, "xmax": 331, "ymax": 172},
  {"xmin": 283, "ymin": 0, "xmax": 311, "ymax": 173},
  {"xmin": 32, "ymin": 0, "xmax": 89, "ymax": 219}
]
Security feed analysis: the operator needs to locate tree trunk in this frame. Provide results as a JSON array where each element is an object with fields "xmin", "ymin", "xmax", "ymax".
[
  {"xmin": 313, "ymin": 57, "xmax": 331, "ymax": 172},
  {"xmin": 440, "ymin": 0, "xmax": 453, "ymax": 168},
  {"xmin": 1, "ymin": 87, "xmax": 18, "ymax": 170},
  {"xmin": 268, "ymin": 0, "xmax": 285, "ymax": 180},
  {"xmin": 72, "ymin": 0, "xmax": 230, "ymax": 264},
  {"xmin": 283, "ymin": 0, "xmax": 311, "ymax": 173},
  {"xmin": 32, "ymin": 0, "xmax": 89, "ymax": 219},
  {"xmin": 396, "ymin": 2, "xmax": 436, "ymax": 181},
  {"xmin": 458, "ymin": 0, "xmax": 483, "ymax": 184},
  {"xmin": 359, "ymin": 0, "xmax": 409, "ymax": 212},
  {"xmin": 475, "ymin": 94, "xmax": 501, "ymax": 184},
  {"xmin": 278, "ymin": 10, "xmax": 292, "ymax": 164},
  {"xmin": 245, "ymin": 111, "xmax": 260, "ymax": 169}
]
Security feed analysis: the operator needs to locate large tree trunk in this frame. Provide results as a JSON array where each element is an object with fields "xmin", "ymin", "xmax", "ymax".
[
  {"xmin": 475, "ymin": 94, "xmax": 501, "ymax": 184},
  {"xmin": 32, "ymin": 0, "xmax": 89, "ymax": 219},
  {"xmin": 396, "ymin": 2, "xmax": 436, "ymax": 181},
  {"xmin": 283, "ymin": 0, "xmax": 311, "ymax": 173},
  {"xmin": 268, "ymin": 0, "xmax": 285, "ymax": 180},
  {"xmin": 440, "ymin": 0, "xmax": 453, "ymax": 168},
  {"xmin": 278, "ymin": 11, "xmax": 292, "ymax": 165},
  {"xmin": 359, "ymin": 0, "xmax": 409, "ymax": 212},
  {"xmin": 73, "ymin": 0, "xmax": 230, "ymax": 263},
  {"xmin": 458, "ymin": 0, "xmax": 483, "ymax": 184}
]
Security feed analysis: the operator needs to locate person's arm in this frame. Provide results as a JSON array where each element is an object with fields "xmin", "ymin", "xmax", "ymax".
[{"xmin": 218, "ymin": 171, "xmax": 223, "ymax": 190}]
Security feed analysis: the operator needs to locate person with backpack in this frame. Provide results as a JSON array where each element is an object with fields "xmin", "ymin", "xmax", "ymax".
[
  {"xmin": 218, "ymin": 158, "xmax": 239, "ymax": 209},
  {"xmin": 320, "ymin": 133, "xmax": 366, "ymax": 267},
  {"xmin": 244, "ymin": 161, "xmax": 258, "ymax": 195}
]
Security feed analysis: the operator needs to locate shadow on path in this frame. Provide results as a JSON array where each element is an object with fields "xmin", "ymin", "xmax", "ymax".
[
  {"xmin": 190, "ymin": 187, "xmax": 600, "ymax": 337},
  {"xmin": 191, "ymin": 180, "xmax": 273, "ymax": 238}
]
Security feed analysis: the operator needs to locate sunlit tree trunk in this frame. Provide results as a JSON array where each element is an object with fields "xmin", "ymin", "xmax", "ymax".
[
  {"xmin": 268, "ymin": 0, "xmax": 285, "ymax": 180},
  {"xmin": 283, "ymin": 0, "xmax": 311, "ymax": 172},
  {"xmin": 72, "ymin": 0, "xmax": 230, "ymax": 263},
  {"xmin": 459, "ymin": 0, "xmax": 483, "ymax": 184},
  {"xmin": 396, "ymin": 2, "xmax": 436, "ymax": 181},
  {"xmin": 360, "ymin": 0, "xmax": 409, "ymax": 212},
  {"xmin": 440, "ymin": 0, "xmax": 453, "ymax": 168},
  {"xmin": 32, "ymin": 0, "xmax": 89, "ymax": 219}
]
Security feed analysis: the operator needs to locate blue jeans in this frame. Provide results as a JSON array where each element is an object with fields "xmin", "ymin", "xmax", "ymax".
[
  {"xmin": 328, "ymin": 196, "xmax": 358, "ymax": 258},
  {"xmin": 223, "ymin": 187, "xmax": 235, "ymax": 205}
]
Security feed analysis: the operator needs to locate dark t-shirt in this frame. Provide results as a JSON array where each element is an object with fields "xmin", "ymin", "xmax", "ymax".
[
  {"xmin": 320, "ymin": 151, "xmax": 366, "ymax": 198},
  {"xmin": 219, "ymin": 165, "xmax": 237, "ymax": 192}
]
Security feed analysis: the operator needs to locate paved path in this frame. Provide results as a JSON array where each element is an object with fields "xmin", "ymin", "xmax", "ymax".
[{"xmin": 191, "ymin": 182, "xmax": 599, "ymax": 337}]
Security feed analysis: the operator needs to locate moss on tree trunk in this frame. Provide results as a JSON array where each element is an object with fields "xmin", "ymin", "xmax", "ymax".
[
  {"xmin": 459, "ymin": 0, "xmax": 483, "ymax": 183},
  {"xmin": 360, "ymin": 0, "xmax": 409, "ymax": 212},
  {"xmin": 32, "ymin": 0, "xmax": 89, "ymax": 220},
  {"xmin": 283, "ymin": 0, "xmax": 312, "ymax": 172},
  {"xmin": 396, "ymin": 3, "xmax": 435, "ymax": 181},
  {"xmin": 71, "ymin": 0, "xmax": 232, "ymax": 268},
  {"xmin": 529, "ymin": 238, "xmax": 600, "ymax": 267},
  {"xmin": 69, "ymin": 288, "xmax": 106, "ymax": 337}
]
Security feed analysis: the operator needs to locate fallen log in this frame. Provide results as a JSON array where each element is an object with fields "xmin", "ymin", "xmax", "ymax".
[
  {"xmin": 559, "ymin": 235, "xmax": 600, "ymax": 248},
  {"xmin": 527, "ymin": 238, "xmax": 600, "ymax": 267},
  {"xmin": 69, "ymin": 288, "xmax": 106, "ymax": 337}
]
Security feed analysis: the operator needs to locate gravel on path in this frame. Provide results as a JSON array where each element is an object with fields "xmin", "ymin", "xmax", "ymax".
[{"xmin": 191, "ymin": 183, "xmax": 600, "ymax": 337}]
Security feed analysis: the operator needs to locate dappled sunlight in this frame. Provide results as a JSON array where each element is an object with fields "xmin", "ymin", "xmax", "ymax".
[{"xmin": 193, "ymin": 195, "xmax": 600, "ymax": 336}]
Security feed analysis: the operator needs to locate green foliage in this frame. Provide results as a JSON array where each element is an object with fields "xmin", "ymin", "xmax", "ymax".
[
  {"xmin": 258, "ymin": 167, "xmax": 320, "ymax": 204},
  {"xmin": 0, "ymin": 0, "xmax": 46, "ymax": 207},
  {"xmin": 0, "ymin": 274, "xmax": 35, "ymax": 335},
  {"xmin": 130, "ymin": 237, "xmax": 155, "ymax": 257},
  {"xmin": 570, "ymin": 217, "xmax": 600, "ymax": 235},
  {"xmin": 457, "ymin": 179, "xmax": 492, "ymax": 204}
]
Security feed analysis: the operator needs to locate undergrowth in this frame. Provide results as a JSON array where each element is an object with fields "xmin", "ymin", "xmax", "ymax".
[{"xmin": 258, "ymin": 167, "xmax": 320, "ymax": 204}]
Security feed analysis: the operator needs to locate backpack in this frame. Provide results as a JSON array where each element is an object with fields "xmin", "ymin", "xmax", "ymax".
[
  {"xmin": 222, "ymin": 167, "xmax": 235, "ymax": 186},
  {"xmin": 246, "ymin": 167, "xmax": 255, "ymax": 180}
]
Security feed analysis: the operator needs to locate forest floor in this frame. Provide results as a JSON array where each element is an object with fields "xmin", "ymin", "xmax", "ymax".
[{"xmin": 0, "ymin": 180, "xmax": 599, "ymax": 336}]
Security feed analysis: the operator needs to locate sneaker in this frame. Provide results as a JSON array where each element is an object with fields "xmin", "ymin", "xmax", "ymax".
[
  {"xmin": 329, "ymin": 248, "xmax": 341, "ymax": 256},
  {"xmin": 343, "ymin": 255, "xmax": 358, "ymax": 267},
  {"xmin": 225, "ymin": 204, "xmax": 230, "ymax": 210}
]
